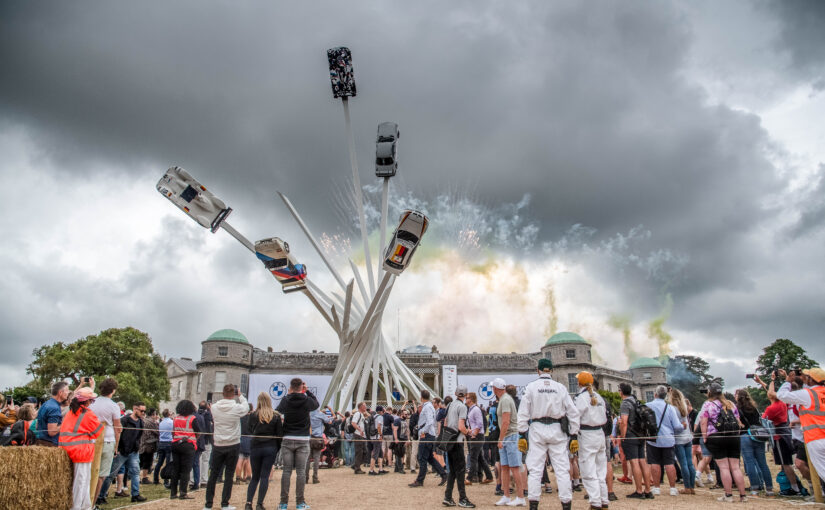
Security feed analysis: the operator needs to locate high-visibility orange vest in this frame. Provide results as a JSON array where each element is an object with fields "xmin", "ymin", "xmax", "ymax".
[
  {"xmin": 799, "ymin": 385, "xmax": 825, "ymax": 443},
  {"xmin": 173, "ymin": 415, "xmax": 197, "ymax": 449},
  {"xmin": 59, "ymin": 407, "xmax": 103, "ymax": 463}
]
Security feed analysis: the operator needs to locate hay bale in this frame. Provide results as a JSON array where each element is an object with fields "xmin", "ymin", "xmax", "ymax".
[{"xmin": 0, "ymin": 446, "xmax": 73, "ymax": 510}]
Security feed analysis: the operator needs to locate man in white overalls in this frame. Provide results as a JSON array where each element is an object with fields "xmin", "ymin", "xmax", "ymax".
[{"xmin": 518, "ymin": 358, "xmax": 581, "ymax": 510}]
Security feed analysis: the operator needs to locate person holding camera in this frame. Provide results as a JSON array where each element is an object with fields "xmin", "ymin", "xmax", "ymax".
[
  {"xmin": 776, "ymin": 367, "xmax": 825, "ymax": 498},
  {"xmin": 276, "ymin": 378, "xmax": 319, "ymax": 510},
  {"xmin": 204, "ymin": 383, "xmax": 249, "ymax": 510},
  {"xmin": 755, "ymin": 373, "xmax": 803, "ymax": 496}
]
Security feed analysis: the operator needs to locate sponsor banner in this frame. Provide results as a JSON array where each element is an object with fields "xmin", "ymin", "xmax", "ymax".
[
  {"xmin": 442, "ymin": 365, "xmax": 457, "ymax": 399},
  {"xmin": 248, "ymin": 373, "xmax": 333, "ymax": 408},
  {"xmin": 457, "ymin": 373, "xmax": 538, "ymax": 406}
]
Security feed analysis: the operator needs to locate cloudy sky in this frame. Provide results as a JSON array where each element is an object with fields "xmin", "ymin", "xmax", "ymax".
[{"xmin": 2, "ymin": 1, "xmax": 824, "ymax": 391}]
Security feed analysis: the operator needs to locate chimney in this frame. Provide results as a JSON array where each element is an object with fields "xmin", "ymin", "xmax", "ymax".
[{"xmin": 267, "ymin": 347, "xmax": 273, "ymax": 352}]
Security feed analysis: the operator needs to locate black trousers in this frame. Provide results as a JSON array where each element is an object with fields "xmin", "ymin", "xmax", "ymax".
[
  {"xmin": 170, "ymin": 441, "xmax": 195, "ymax": 497},
  {"xmin": 445, "ymin": 442, "xmax": 467, "ymax": 501},
  {"xmin": 247, "ymin": 446, "xmax": 278, "ymax": 506},
  {"xmin": 205, "ymin": 444, "xmax": 239, "ymax": 508},
  {"xmin": 467, "ymin": 437, "xmax": 492, "ymax": 481},
  {"xmin": 353, "ymin": 438, "xmax": 368, "ymax": 470},
  {"xmin": 416, "ymin": 434, "xmax": 447, "ymax": 483}
]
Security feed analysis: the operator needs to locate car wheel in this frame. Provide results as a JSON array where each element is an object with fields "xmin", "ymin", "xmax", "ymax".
[{"xmin": 284, "ymin": 242, "xmax": 290, "ymax": 253}]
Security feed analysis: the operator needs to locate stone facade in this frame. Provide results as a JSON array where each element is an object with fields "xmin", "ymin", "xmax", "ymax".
[{"xmin": 162, "ymin": 329, "xmax": 669, "ymax": 411}]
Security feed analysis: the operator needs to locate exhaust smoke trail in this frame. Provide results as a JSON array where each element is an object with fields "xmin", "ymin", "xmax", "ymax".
[{"xmin": 648, "ymin": 293, "xmax": 674, "ymax": 357}]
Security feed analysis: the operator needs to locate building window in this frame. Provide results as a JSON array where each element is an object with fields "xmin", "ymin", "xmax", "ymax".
[
  {"xmin": 645, "ymin": 391, "xmax": 654, "ymax": 402},
  {"xmin": 177, "ymin": 381, "xmax": 184, "ymax": 398},
  {"xmin": 608, "ymin": 383, "xmax": 612, "ymax": 392},
  {"xmin": 566, "ymin": 349, "xmax": 576, "ymax": 359},
  {"xmin": 217, "ymin": 346, "xmax": 228, "ymax": 357},
  {"xmin": 588, "ymin": 350, "xmax": 592, "ymax": 362},
  {"xmin": 567, "ymin": 373, "xmax": 578, "ymax": 393},
  {"xmin": 545, "ymin": 352, "xmax": 552, "ymax": 362},
  {"xmin": 214, "ymin": 371, "xmax": 226, "ymax": 393},
  {"xmin": 241, "ymin": 373, "xmax": 249, "ymax": 396},
  {"xmin": 242, "ymin": 350, "xmax": 249, "ymax": 360},
  {"xmin": 197, "ymin": 372, "xmax": 203, "ymax": 394},
  {"xmin": 642, "ymin": 372, "xmax": 652, "ymax": 380}
]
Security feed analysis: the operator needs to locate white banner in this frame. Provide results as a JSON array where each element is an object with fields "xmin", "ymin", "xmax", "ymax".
[
  {"xmin": 442, "ymin": 365, "xmax": 457, "ymax": 399},
  {"xmin": 456, "ymin": 373, "xmax": 538, "ymax": 407},
  {"xmin": 248, "ymin": 373, "xmax": 333, "ymax": 409}
]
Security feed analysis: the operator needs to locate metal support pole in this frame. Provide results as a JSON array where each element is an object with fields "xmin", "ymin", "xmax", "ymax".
[
  {"xmin": 341, "ymin": 97, "xmax": 376, "ymax": 296},
  {"xmin": 220, "ymin": 221, "xmax": 255, "ymax": 253},
  {"xmin": 377, "ymin": 176, "xmax": 389, "ymax": 289}
]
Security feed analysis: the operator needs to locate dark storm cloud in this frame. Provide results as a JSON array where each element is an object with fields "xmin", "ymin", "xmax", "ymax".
[
  {"xmin": 1, "ymin": 1, "xmax": 823, "ymax": 386},
  {"xmin": 764, "ymin": 0, "xmax": 825, "ymax": 87}
]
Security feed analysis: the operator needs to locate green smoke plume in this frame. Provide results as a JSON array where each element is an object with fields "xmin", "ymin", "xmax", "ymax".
[{"xmin": 648, "ymin": 294, "xmax": 673, "ymax": 357}]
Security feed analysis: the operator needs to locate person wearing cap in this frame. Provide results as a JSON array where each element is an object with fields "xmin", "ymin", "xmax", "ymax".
[
  {"xmin": 442, "ymin": 384, "xmax": 475, "ymax": 508},
  {"xmin": 492, "ymin": 376, "xmax": 527, "ymax": 507},
  {"xmin": 574, "ymin": 372, "xmax": 610, "ymax": 509},
  {"xmin": 59, "ymin": 386, "xmax": 104, "ymax": 510},
  {"xmin": 776, "ymin": 367, "xmax": 825, "ymax": 494},
  {"xmin": 517, "ymin": 359, "xmax": 580, "ymax": 510}
]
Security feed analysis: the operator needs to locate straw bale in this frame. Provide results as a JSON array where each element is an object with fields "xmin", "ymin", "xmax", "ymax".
[{"xmin": 0, "ymin": 446, "xmax": 72, "ymax": 510}]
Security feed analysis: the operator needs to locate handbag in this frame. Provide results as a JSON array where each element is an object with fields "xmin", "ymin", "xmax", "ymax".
[{"xmin": 747, "ymin": 424, "xmax": 770, "ymax": 442}]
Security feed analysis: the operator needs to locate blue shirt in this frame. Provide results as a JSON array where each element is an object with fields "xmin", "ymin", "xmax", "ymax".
[
  {"xmin": 645, "ymin": 398, "xmax": 685, "ymax": 448},
  {"xmin": 158, "ymin": 417, "xmax": 174, "ymax": 442},
  {"xmin": 35, "ymin": 398, "xmax": 63, "ymax": 444},
  {"xmin": 309, "ymin": 410, "xmax": 332, "ymax": 438},
  {"xmin": 418, "ymin": 401, "xmax": 437, "ymax": 437}
]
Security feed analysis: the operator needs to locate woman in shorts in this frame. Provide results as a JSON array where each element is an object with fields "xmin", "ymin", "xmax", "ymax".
[{"xmin": 700, "ymin": 383, "xmax": 746, "ymax": 503}]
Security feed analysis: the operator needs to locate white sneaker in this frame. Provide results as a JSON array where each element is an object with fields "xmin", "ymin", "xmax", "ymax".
[
  {"xmin": 506, "ymin": 497, "xmax": 526, "ymax": 507},
  {"xmin": 694, "ymin": 476, "xmax": 704, "ymax": 488},
  {"xmin": 495, "ymin": 496, "xmax": 511, "ymax": 506},
  {"xmin": 221, "ymin": 507, "xmax": 237, "ymax": 510},
  {"xmin": 716, "ymin": 495, "xmax": 733, "ymax": 503},
  {"xmin": 670, "ymin": 487, "xmax": 679, "ymax": 496},
  {"xmin": 651, "ymin": 487, "xmax": 661, "ymax": 495}
]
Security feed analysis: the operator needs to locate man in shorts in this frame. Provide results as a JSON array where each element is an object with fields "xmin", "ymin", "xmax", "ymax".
[
  {"xmin": 90, "ymin": 378, "xmax": 123, "ymax": 506},
  {"xmin": 493, "ymin": 377, "xmax": 527, "ymax": 506},
  {"xmin": 618, "ymin": 383, "xmax": 653, "ymax": 499}
]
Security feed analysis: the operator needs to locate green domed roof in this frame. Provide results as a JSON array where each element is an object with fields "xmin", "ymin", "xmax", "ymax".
[
  {"xmin": 545, "ymin": 332, "xmax": 589, "ymax": 346},
  {"xmin": 206, "ymin": 329, "xmax": 249, "ymax": 344},
  {"xmin": 629, "ymin": 357, "xmax": 664, "ymax": 370}
]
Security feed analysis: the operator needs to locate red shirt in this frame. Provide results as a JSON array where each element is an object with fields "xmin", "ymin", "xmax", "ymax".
[{"xmin": 762, "ymin": 401, "xmax": 788, "ymax": 440}]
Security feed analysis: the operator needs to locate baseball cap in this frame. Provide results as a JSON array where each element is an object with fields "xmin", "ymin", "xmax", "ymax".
[
  {"xmin": 803, "ymin": 367, "xmax": 825, "ymax": 383},
  {"xmin": 376, "ymin": 405, "xmax": 384, "ymax": 412},
  {"xmin": 455, "ymin": 384, "xmax": 468, "ymax": 396},
  {"xmin": 74, "ymin": 387, "xmax": 98, "ymax": 402},
  {"xmin": 491, "ymin": 378, "xmax": 506, "ymax": 390},
  {"xmin": 708, "ymin": 382, "xmax": 723, "ymax": 396}
]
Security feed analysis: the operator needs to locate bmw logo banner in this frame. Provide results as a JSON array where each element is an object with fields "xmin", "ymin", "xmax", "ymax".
[
  {"xmin": 454, "ymin": 374, "xmax": 536, "ymax": 404},
  {"xmin": 248, "ymin": 374, "xmax": 333, "ymax": 407}
]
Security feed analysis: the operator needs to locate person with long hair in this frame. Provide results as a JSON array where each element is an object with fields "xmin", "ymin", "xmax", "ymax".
[
  {"xmin": 734, "ymin": 389, "xmax": 774, "ymax": 496},
  {"xmin": 667, "ymin": 388, "xmax": 696, "ymax": 494},
  {"xmin": 246, "ymin": 392, "xmax": 283, "ymax": 510},
  {"xmin": 573, "ymin": 371, "xmax": 610, "ymax": 508},
  {"xmin": 59, "ymin": 387, "xmax": 104, "ymax": 510},
  {"xmin": 700, "ymin": 383, "xmax": 747, "ymax": 502},
  {"xmin": 169, "ymin": 399, "xmax": 200, "ymax": 500}
]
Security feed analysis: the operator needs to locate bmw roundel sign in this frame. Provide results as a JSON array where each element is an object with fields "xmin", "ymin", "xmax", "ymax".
[
  {"xmin": 478, "ymin": 382, "xmax": 495, "ymax": 401},
  {"xmin": 269, "ymin": 381, "xmax": 287, "ymax": 401}
]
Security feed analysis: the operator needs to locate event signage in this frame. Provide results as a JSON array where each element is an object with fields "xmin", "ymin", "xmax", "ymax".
[
  {"xmin": 248, "ymin": 373, "xmax": 333, "ymax": 408},
  {"xmin": 442, "ymin": 365, "xmax": 457, "ymax": 398},
  {"xmin": 455, "ymin": 373, "xmax": 538, "ymax": 405}
]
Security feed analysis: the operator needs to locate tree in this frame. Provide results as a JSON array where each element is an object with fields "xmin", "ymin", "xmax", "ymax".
[
  {"xmin": 27, "ymin": 327, "xmax": 170, "ymax": 407},
  {"xmin": 598, "ymin": 389, "xmax": 622, "ymax": 414},
  {"xmin": 755, "ymin": 338, "xmax": 817, "ymax": 379},
  {"xmin": 667, "ymin": 355, "xmax": 724, "ymax": 407}
]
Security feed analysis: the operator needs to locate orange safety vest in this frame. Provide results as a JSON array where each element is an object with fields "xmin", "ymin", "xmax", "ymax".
[
  {"xmin": 173, "ymin": 415, "xmax": 197, "ymax": 449},
  {"xmin": 799, "ymin": 385, "xmax": 825, "ymax": 443},
  {"xmin": 59, "ymin": 407, "xmax": 103, "ymax": 463}
]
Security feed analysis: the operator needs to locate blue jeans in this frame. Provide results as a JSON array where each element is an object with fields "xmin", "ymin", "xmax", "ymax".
[
  {"xmin": 415, "ymin": 434, "xmax": 446, "ymax": 483},
  {"xmin": 343, "ymin": 439, "xmax": 355, "ymax": 466},
  {"xmin": 153, "ymin": 441, "xmax": 172, "ymax": 483},
  {"xmin": 740, "ymin": 435, "xmax": 773, "ymax": 490},
  {"xmin": 192, "ymin": 448, "xmax": 202, "ymax": 487},
  {"xmin": 674, "ymin": 442, "xmax": 695, "ymax": 489},
  {"xmin": 101, "ymin": 451, "xmax": 140, "ymax": 497}
]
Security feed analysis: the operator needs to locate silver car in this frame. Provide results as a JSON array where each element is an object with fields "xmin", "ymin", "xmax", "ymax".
[
  {"xmin": 156, "ymin": 166, "xmax": 231, "ymax": 232},
  {"xmin": 375, "ymin": 122, "xmax": 399, "ymax": 178},
  {"xmin": 383, "ymin": 210, "xmax": 429, "ymax": 274}
]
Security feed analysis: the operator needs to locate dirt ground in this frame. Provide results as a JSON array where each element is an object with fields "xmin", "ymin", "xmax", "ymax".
[{"xmin": 131, "ymin": 465, "xmax": 819, "ymax": 510}]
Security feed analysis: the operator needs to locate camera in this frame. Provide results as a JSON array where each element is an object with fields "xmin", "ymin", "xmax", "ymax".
[
  {"xmin": 699, "ymin": 388, "xmax": 708, "ymax": 394},
  {"xmin": 745, "ymin": 374, "xmax": 755, "ymax": 379},
  {"xmin": 83, "ymin": 376, "xmax": 90, "ymax": 383},
  {"xmin": 5, "ymin": 396, "xmax": 12, "ymax": 406}
]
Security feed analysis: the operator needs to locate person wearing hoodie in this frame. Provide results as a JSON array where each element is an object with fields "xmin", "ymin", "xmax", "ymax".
[
  {"xmin": 204, "ymin": 383, "xmax": 249, "ymax": 510},
  {"xmin": 276, "ymin": 378, "xmax": 319, "ymax": 510}
]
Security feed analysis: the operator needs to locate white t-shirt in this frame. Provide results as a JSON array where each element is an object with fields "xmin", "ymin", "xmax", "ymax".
[
  {"xmin": 351, "ymin": 411, "xmax": 365, "ymax": 438},
  {"xmin": 89, "ymin": 395, "xmax": 121, "ymax": 442}
]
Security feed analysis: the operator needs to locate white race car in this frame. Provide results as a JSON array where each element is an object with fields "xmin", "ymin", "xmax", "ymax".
[
  {"xmin": 383, "ymin": 210, "xmax": 429, "ymax": 275},
  {"xmin": 157, "ymin": 166, "xmax": 231, "ymax": 232},
  {"xmin": 254, "ymin": 237, "xmax": 308, "ymax": 293},
  {"xmin": 375, "ymin": 122, "xmax": 399, "ymax": 178}
]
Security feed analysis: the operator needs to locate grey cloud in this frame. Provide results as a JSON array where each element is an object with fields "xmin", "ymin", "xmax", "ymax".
[{"xmin": 764, "ymin": 0, "xmax": 825, "ymax": 84}]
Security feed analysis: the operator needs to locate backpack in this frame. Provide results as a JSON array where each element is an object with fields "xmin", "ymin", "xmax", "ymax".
[
  {"xmin": 713, "ymin": 403, "xmax": 739, "ymax": 434},
  {"xmin": 628, "ymin": 397, "xmax": 658, "ymax": 438},
  {"xmin": 409, "ymin": 411, "xmax": 419, "ymax": 438},
  {"xmin": 345, "ymin": 416, "xmax": 355, "ymax": 434},
  {"xmin": 365, "ymin": 414, "xmax": 378, "ymax": 438},
  {"xmin": 602, "ymin": 403, "xmax": 614, "ymax": 436}
]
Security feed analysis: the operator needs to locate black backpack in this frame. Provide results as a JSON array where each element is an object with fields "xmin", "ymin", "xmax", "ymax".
[
  {"xmin": 409, "ymin": 411, "xmax": 419, "ymax": 438},
  {"xmin": 365, "ymin": 414, "xmax": 378, "ymax": 438},
  {"xmin": 602, "ymin": 403, "xmax": 614, "ymax": 436},
  {"xmin": 714, "ymin": 403, "xmax": 740, "ymax": 434},
  {"xmin": 345, "ymin": 416, "xmax": 355, "ymax": 434},
  {"xmin": 628, "ymin": 397, "xmax": 658, "ymax": 438}
]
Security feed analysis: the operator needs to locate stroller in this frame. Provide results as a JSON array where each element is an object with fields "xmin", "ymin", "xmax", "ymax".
[{"xmin": 319, "ymin": 421, "xmax": 342, "ymax": 468}]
